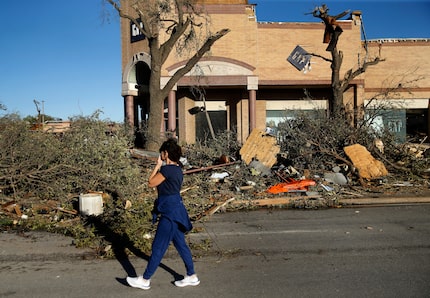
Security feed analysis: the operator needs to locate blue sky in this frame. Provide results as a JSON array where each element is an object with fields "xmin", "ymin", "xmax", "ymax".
[
  {"xmin": 254, "ymin": 0, "xmax": 430, "ymax": 39},
  {"xmin": 0, "ymin": 0, "xmax": 429, "ymax": 123}
]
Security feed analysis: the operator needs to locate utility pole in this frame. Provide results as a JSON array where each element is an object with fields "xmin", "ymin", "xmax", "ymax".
[
  {"xmin": 33, "ymin": 99, "xmax": 45, "ymax": 130},
  {"xmin": 33, "ymin": 99, "xmax": 41, "ymax": 128},
  {"xmin": 42, "ymin": 100, "xmax": 45, "ymax": 130}
]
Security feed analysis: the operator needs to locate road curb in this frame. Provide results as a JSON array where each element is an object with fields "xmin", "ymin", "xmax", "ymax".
[{"xmin": 339, "ymin": 196, "xmax": 430, "ymax": 206}]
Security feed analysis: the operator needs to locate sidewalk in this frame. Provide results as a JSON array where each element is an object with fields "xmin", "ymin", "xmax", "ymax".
[{"xmin": 339, "ymin": 195, "xmax": 430, "ymax": 206}]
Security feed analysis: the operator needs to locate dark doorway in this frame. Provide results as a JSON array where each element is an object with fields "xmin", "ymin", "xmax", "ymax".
[
  {"xmin": 134, "ymin": 61, "xmax": 151, "ymax": 148},
  {"xmin": 406, "ymin": 109, "xmax": 428, "ymax": 142},
  {"xmin": 196, "ymin": 111, "xmax": 227, "ymax": 141}
]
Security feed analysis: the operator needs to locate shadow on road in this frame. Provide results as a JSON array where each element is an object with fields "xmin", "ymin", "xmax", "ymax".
[{"xmin": 85, "ymin": 215, "xmax": 183, "ymax": 283}]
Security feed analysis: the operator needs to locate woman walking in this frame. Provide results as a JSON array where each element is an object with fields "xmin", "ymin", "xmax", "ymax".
[{"xmin": 126, "ymin": 139, "xmax": 200, "ymax": 290}]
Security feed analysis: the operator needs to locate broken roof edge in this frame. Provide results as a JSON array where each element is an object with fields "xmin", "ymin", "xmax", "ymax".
[{"xmin": 367, "ymin": 38, "xmax": 430, "ymax": 43}]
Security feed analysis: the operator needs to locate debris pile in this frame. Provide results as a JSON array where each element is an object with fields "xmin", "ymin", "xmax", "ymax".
[
  {"xmin": 1, "ymin": 128, "xmax": 429, "ymax": 231},
  {"xmin": 177, "ymin": 128, "xmax": 430, "ymax": 215}
]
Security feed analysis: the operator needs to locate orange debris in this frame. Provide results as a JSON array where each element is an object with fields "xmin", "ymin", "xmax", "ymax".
[{"xmin": 267, "ymin": 178, "xmax": 316, "ymax": 194}]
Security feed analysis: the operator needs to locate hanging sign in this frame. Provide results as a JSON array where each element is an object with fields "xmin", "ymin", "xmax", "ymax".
[
  {"xmin": 287, "ymin": 45, "xmax": 311, "ymax": 71},
  {"xmin": 131, "ymin": 18, "xmax": 145, "ymax": 43}
]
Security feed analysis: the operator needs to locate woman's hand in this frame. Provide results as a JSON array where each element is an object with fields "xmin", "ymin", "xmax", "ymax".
[
  {"xmin": 148, "ymin": 154, "xmax": 166, "ymax": 188},
  {"xmin": 157, "ymin": 154, "xmax": 163, "ymax": 167}
]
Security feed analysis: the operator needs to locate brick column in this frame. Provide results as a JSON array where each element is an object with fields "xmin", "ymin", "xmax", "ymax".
[
  {"xmin": 178, "ymin": 97, "xmax": 196, "ymax": 144},
  {"xmin": 247, "ymin": 76, "xmax": 259, "ymax": 134},
  {"xmin": 124, "ymin": 95, "xmax": 134, "ymax": 128},
  {"xmin": 237, "ymin": 99, "xmax": 249, "ymax": 143},
  {"xmin": 249, "ymin": 89, "xmax": 256, "ymax": 132}
]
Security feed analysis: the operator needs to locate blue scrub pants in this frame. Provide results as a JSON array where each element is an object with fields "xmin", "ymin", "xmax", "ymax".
[{"xmin": 143, "ymin": 216, "xmax": 195, "ymax": 279}]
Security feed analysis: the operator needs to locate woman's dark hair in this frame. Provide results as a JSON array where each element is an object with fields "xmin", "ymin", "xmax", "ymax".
[{"xmin": 159, "ymin": 138, "xmax": 182, "ymax": 163}]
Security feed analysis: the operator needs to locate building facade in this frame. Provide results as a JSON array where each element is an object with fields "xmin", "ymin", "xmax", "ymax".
[{"xmin": 119, "ymin": 0, "xmax": 430, "ymax": 145}]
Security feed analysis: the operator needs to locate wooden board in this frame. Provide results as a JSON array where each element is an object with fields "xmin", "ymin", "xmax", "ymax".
[
  {"xmin": 344, "ymin": 144, "xmax": 388, "ymax": 179},
  {"xmin": 239, "ymin": 129, "xmax": 280, "ymax": 168}
]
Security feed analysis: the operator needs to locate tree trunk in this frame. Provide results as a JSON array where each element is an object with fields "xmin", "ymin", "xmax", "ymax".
[
  {"xmin": 146, "ymin": 84, "xmax": 164, "ymax": 151},
  {"xmin": 330, "ymin": 49, "xmax": 344, "ymax": 118},
  {"xmin": 311, "ymin": 5, "xmax": 382, "ymax": 122},
  {"xmin": 107, "ymin": 1, "xmax": 230, "ymax": 151},
  {"xmin": 144, "ymin": 29, "xmax": 230, "ymax": 151},
  {"xmin": 146, "ymin": 43, "xmax": 166, "ymax": 151}
]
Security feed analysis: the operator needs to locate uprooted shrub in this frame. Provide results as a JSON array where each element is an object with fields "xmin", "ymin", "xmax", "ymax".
[
  {"xmin": 0, "ymin": 113, "xmax": 142, "ymax": 201},
  {"xmin": 278, "ymin": 110, "xmax": 400, "ymax": 178},
  {"xmin": 275, "ymin": 109, "xmax": 429, "ymax": 182},
  {"xmin": 0, "ymin": 115, "xmax": 244, "ymax": 256},
  {"xmin": 0, "ymin": 113, "xmax": 157, "ymax": 255}
]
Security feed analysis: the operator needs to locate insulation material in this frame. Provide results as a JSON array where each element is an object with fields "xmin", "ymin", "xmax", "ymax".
[
  {"xmin": 240, "ymin": 129, "xmax": 280, "ymax": 168},
  {"xmin": 344, "ymin": 144, "xmax": 388, "ymax": 179}
]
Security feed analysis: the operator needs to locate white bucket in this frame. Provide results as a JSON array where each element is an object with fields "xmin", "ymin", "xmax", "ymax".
[{"xmin": 79, "ymin": 193, "xmax": 103, "ymax": 216}]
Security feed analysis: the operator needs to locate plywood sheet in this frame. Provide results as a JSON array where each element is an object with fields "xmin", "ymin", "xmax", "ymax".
[
  {"xmin": 239, "ymin": 129, "xmax": 280, "ymax": 168},
  {"xmin": 344, "ymin": 144, "xmax": 388, "ymax": 179}
]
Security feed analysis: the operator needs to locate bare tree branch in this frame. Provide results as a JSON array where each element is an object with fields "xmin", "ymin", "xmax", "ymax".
[
  {"xmin": 308, "ymin": 52, "xmax": 332, "ymax": 63},
  {"xmin": 163, "ymin": 28, "xmax": 230, "ymax": 93},
  {"xmin": 341, "ymin": 57, "xmax": 383, "ymax": 91}
]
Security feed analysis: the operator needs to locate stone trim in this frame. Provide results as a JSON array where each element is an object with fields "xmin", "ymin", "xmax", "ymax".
[
  {"xmin": 258, "ymin": 79, "xmax": 364, "ymax": 86},
  {"xmin": 166, "ymin": 56, "xmax": 255, "ymax": 73},
  {"xmin": 121, "ymin": 52, "xmax": 151, "ymax": 96},
  {"xmin": 177, "ymin": 75, "xmax": 248, "ymax": 86}
]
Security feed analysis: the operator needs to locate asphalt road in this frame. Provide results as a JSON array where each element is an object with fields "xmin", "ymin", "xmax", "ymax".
[{"xmin": 1, "ymin": 204, "xmax": 429, "ymax": 298}]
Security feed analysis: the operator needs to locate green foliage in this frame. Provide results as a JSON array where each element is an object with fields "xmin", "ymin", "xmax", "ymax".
[
  {"xmin": 0, "ymin": 216, "xmax": 14, "ymax": 231},
  {"xmin": 0, "ymin": 113, "xmax": 156, "ymax": 254},
  {"xmin": 23, "ymin": 114, "xmax": 58, "ymax": 124},
  {"xmin": 0, "ymin": 113, "xmax": 141, "ymax": 201}
]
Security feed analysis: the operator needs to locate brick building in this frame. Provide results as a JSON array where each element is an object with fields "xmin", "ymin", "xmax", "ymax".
[{"xmin": 119, "ymin": 0, "xmax": 430, "ymax": 144}]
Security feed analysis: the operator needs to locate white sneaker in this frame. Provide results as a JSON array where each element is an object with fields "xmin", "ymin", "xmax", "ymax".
[
  {"xmin": 126, "ymin": 276, "xmax": 150, "ymax": 290},
  {"xmin": 174, "ymin": 275, "xmax": 200, "ymax": 287}
]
